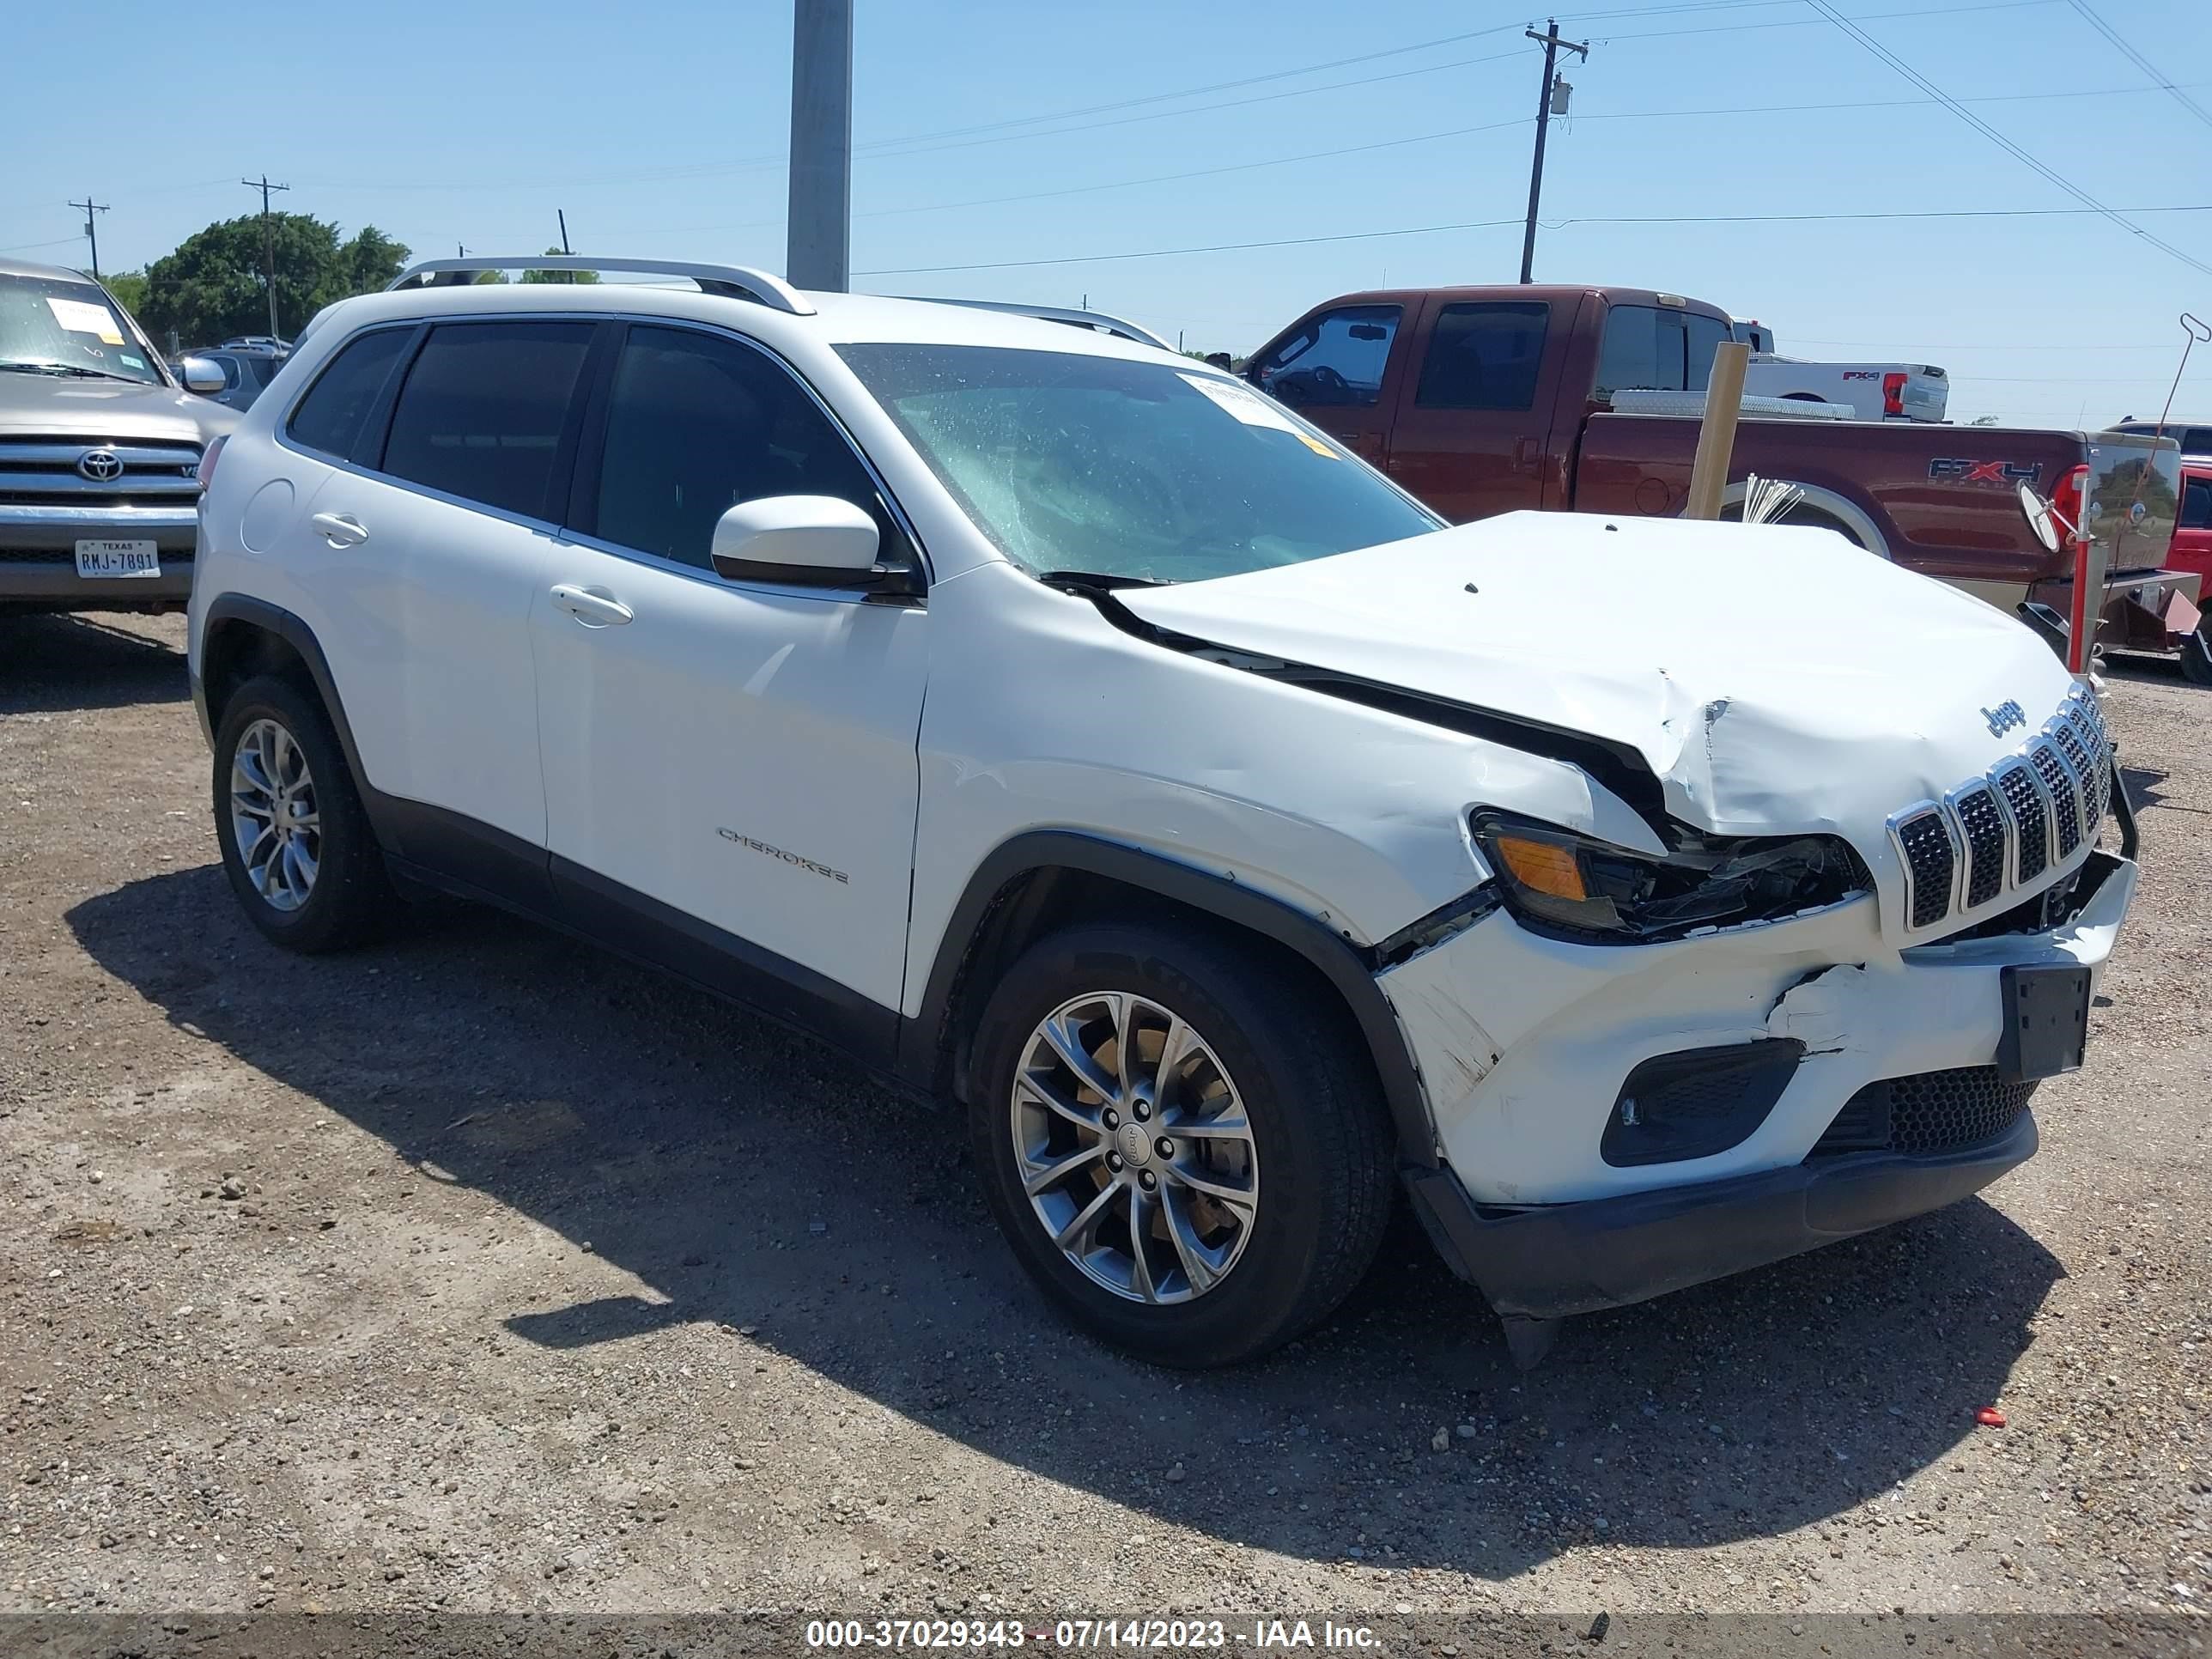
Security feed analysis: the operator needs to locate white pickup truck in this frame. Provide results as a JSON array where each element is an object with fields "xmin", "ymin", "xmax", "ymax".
[{"xmin": 1731, "ymin": 317, "xmax": 1949, "ymax": 423}]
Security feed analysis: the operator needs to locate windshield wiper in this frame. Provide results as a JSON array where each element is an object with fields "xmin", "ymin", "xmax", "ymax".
[
  {"xmin": 1036, "ymin": 568, "xmax": 1172, "ymax": 592},
  {"xmin": 0, "ymin": 361, "xmax": 136, "ymax": 381}
]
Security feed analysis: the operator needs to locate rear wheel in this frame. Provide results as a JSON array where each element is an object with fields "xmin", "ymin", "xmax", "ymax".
[
  {"xmin": 212, "ymin": 675, "xmax": 392, "ymax": 952},
  {"xmin": 969, "ymin": 921, "xmax": 1394, "ymax": 1368}
]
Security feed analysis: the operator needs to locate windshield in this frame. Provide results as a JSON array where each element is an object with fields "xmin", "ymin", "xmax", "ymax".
[
  {"xmin": 0, "ymin": 273, "xmax": 161, "ymax": 385},
  {"xmin": 836, "ymin": 343, "xmax": 1440, "ymax": 583}
]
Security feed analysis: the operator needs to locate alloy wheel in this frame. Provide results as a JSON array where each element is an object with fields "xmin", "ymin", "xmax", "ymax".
[
  {"xmin": 228, "ymin": 717, "xmax": 320, "ymax": 912},
  {"xmin": 1010, "ymin": 991, "xmax": 1260, "ymax": 1304}
]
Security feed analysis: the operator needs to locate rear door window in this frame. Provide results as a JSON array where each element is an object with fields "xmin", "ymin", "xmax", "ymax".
[
  {"xmin": 1413, "ymin": 302, "xmax": 1549, "ymax": 410},
  {"xmin": 2182, "ymin": 477, "xmax": 2212, "ymax": 530},
  {"xmin": 286, "ymin": 327, "xmax": 412, "ymax": 462},
  {"xmin": 381, "ymin": 321, "xmax": 595, "ymax": 520},
  {"xmin": 1249, "ymin": 305, "xmax": 1401, "ymax": 410},
  {"xmin": 1596, "ymin": 304, "xmax": 1733, "ymax": 399}
]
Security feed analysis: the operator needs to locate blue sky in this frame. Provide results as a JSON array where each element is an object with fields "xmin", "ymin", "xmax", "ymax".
[{"xmin": 7, "ymin": 0, "xmax": 2206, "ymax": 423}]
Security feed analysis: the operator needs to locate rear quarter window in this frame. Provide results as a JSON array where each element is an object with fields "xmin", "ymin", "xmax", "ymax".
[{"xmin": 286, "ymin": 328, "xmax": 413, "ymax": 462}]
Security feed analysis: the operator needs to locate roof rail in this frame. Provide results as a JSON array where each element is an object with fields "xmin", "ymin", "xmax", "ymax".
[
  {"xmin": 386, "ymin": 257, "xmax": 816, "ymax": 316},
  {"xmin": 905, "ymin": 297, "xmax": 1173, "ymax": 353}
]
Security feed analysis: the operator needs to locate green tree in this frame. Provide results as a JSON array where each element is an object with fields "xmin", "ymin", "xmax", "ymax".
[
  {"xmin": 137, "ymin": 214, "xmax": 410, "ymax": 343},
  {"xmin": 103, "ymin": 270, "xmax": 149, "ymax": 319},
  {"xmin": 520, "ymin": 246, "xmax": 599, "ymax": 284}
]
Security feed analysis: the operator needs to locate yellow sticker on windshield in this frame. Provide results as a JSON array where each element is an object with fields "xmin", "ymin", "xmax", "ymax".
[
  {"xmin": 1296, "ymin": 432, "xmax": 1338, "ymax": 458},
  {"xmin": 46, "ymin": 296, "xmax": 125, "ymax": 344}
]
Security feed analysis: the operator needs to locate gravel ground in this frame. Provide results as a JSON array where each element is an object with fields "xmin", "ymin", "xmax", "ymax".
[{"xmin": 3, "ymin": 611, "xmax": 2209, "ymax": 1626}]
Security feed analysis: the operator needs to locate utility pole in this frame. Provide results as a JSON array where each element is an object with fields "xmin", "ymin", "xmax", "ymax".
[
  {"xmin": 241, "ymin": 176, "xmax": 290, "ymax": 337},
  {"xmin": 67, "ymin": 196, "xmax": 109, "ymax": 279},
  {"xmin": 1518, "ymin": 20, "xmax": 1588, "ymax": 285},
  {"xmin": 787, "ymin": 0, "xmax": 853, "ymax": 292}
]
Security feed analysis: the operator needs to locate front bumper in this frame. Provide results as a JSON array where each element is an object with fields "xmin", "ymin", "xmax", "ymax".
[
  {"xmin": 1382, "ymin": 843, "xmax": 2134, "ymax": 1318},
  {"xmin": 0, "ymin": 504, "xmax": 199, "ymax": 606},
  {"xmin": 1407, "ymin": 1109, "xmax": 2035, "ymax": 1320}
]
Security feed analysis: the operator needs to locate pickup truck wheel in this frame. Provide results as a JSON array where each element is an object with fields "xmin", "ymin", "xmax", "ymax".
[
  {"xmin": 2182, "ymin": 623, "xmax": 2212, "ymax": 688},
  {"xmin": 968, "ymin": 921, "xmax": 1394, "ymax": 1368},
  {"xmin": 1722, "ymin": 501, "xmax": 1865, "ymax": 549},
  {"xmin": 212, "ymin": 675, "xmax": 393, "ymax": 953}
]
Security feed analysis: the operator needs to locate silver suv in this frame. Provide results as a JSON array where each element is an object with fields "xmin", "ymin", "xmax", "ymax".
[{"xmin": 0, "ymin": 258, "xmax": 237, "ymax": 615}]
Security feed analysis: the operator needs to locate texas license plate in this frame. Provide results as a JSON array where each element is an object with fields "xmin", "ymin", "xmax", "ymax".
[
  {"xmin": 75, "ymin": 539, "xmax": 160, "ymax": 579},
  {"xmin": 1997, "ymin": 963, "xmax": 2091, "ymax": 1083}
]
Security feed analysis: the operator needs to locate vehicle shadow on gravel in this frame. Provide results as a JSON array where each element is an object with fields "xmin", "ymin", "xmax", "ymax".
[
  {"xmin": 69, "ymin": 865, "xmax": 2063, "ymax": 1577},
  {"xmin": 0, "ymin": 613, "xmax": 186, "ymax": 714}
]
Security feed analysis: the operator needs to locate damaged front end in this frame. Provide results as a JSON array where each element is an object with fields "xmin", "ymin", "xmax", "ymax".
[{"xmin": 1469, "ymin": 812, "xmax": 1871, "ymax": 945}]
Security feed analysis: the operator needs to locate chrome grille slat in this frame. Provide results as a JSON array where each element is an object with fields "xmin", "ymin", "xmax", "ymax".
[
  {"xmin": 1890, "ymin": 690, "xmax": 2110, "ymax": 935},
  {"xmin": 0, "ymin": 470, "xmax": 202, "ymax": 498},
  {"xmin": 0, "ymin": 436, "xmax": 204, "ymax": 508},
  {"xmin": 0, "ymin": 441, "xmax": 204, "ymax": 468}
]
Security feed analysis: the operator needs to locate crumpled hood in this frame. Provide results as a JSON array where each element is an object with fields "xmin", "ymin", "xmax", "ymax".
[
  {"xmin": 1119, "ymin": 510, "xmax": 2079, "ymax": 836},
  {"xmin": 0, "ymin": 374, "xmax": 236, "ymax": 441}
]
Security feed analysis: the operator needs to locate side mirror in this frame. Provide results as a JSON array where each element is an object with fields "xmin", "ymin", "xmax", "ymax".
[
  {"xmin": 709, "ymin": 495, "xmax": 881, "ymax": 584},
  {"xmin": 179, "ymin": 356, "xmax": 227, "ymax": 396}
]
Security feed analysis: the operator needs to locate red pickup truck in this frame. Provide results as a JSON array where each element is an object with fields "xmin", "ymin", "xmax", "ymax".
[{"xmin": 1245, "ymin": 284, "xmax": 2191, "ymax": 653}]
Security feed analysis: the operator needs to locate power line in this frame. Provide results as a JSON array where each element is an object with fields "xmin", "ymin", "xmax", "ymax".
[
  {"xmin": 845, "ymin": 0, "xmax": 1808, "ymax": 154},
  {"xmin": 2063, "ymin": 0, "xmax": 2212, "ymax": 131},
  {"xmin": 859, "ymin": 118, "xmax": 1531, "ymax": 222},
  {"xmin": 856, "ymin": 203, "xmax": 2212, "ymax": 277},
  {"xmin": 1592, "ymin": 0, "xmax": 2053, "ymax": 40},
  {"xmin": 266, "ymin": 0, "xmax": 2044, "ymax": 198},
  {"xmin": 1806, "ymin": 0, "xmax": 2212, "ymax": 280}
]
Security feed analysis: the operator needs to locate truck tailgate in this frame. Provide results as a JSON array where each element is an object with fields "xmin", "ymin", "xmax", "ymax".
[{"xmin": 2087, "ymin": 433, "xmax": 2181, "ymax": 572}]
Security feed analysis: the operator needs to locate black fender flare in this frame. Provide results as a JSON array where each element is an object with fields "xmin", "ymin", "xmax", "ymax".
[
  {"xmin": 196, "ymin": 593, "xmax": 374, "ymax": 787},
  {"xmin": 904, "ymin": 830, "xmax": 1438, "ymax": 1168}
]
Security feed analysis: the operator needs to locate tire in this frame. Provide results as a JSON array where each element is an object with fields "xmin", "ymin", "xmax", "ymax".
[
  {"xmin": 2182, "ymin": 624, "xmax": 2212, "ymax": 688},
  {"xmin": 211, "ymin": 673, "xmax": 393, "ymax": 952},
  {"xmin": 968, "ymin": 920, "xmax": 1394, "ymax": 1368},
  {"xmin": 1721, "ymin": 501, "xmax": 1866, "ymax": 548}
]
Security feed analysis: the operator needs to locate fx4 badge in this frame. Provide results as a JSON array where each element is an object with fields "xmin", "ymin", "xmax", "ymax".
[
  {"xmin": 717, "ymin": 828, "xmax": 849, "ymax": 884},
  {"xmin": 1929, "ymin": 458, "xmax": 2043, "ymax": 485},
  {"xmin": 1982, "ymin": 700, "xmax": 2027, "ymax": 738}
]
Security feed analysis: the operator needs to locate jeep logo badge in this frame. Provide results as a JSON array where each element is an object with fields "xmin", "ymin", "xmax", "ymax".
[
  {"xmin": 1983, "ymin": 700, "xmax": 2026, "ymax": 738},
  {"xmin": 76, "ymin": 447, "xmax": 123, "ymax": 483}
]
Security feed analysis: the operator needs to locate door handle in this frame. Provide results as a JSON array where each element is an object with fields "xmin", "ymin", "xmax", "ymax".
[
  {"xmin": 1512, "ymin": 437, "xmax": 1541, "ymax": 472},
  {"xmin": 309, "ymin": 511, "xmax": 368, "ymax": 548},
  {"xmin": 550, "ymin": 582, "xmax": 634, "ymax": 628}
]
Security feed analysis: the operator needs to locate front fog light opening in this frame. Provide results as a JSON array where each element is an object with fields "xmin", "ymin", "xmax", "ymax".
[{"xmin": 1601, "ymin": 1038, "xmax": 1807, "ymax": 1167}]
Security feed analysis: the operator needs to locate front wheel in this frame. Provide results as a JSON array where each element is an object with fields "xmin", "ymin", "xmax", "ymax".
[{"xmin": 968, "ymin": 921, "xmax": 1394, "ymax": 1368}]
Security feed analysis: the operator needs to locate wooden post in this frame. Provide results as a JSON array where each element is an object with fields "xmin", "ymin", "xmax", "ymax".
[{"xmin": 1684, "ymin": 340, "xmax": 1752, "ymax": 520}]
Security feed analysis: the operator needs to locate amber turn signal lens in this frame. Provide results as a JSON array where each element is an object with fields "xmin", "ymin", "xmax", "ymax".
[{"xmin": 1493, "ymin": 835, "xmax": 1588, "ymax": 902}]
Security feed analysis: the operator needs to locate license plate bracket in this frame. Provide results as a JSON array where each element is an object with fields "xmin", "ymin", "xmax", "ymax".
[{"xmin": 1998, "ymin": 963, "xmax": 2090, "ymax": 1083}]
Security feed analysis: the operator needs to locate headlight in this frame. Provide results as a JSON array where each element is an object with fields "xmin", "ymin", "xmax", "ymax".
[{"xmin": 1471, "ymin": 812, "xmax": 1870, "ymax": 944}]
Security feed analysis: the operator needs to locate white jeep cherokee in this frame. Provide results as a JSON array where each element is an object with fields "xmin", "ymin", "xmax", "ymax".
[{"xmin": 187, "ymin": 257, "xmax": 2136, "ymax": 1367}]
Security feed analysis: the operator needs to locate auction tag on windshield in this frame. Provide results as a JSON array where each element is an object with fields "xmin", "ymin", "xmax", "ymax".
[
  {"xmin": 46, "ymin": 296, "xmax": 125, "ymax": 344},
  {"xmin": 1178, "ymin": 374, "xmax": 1340, "ymax": 457}
]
